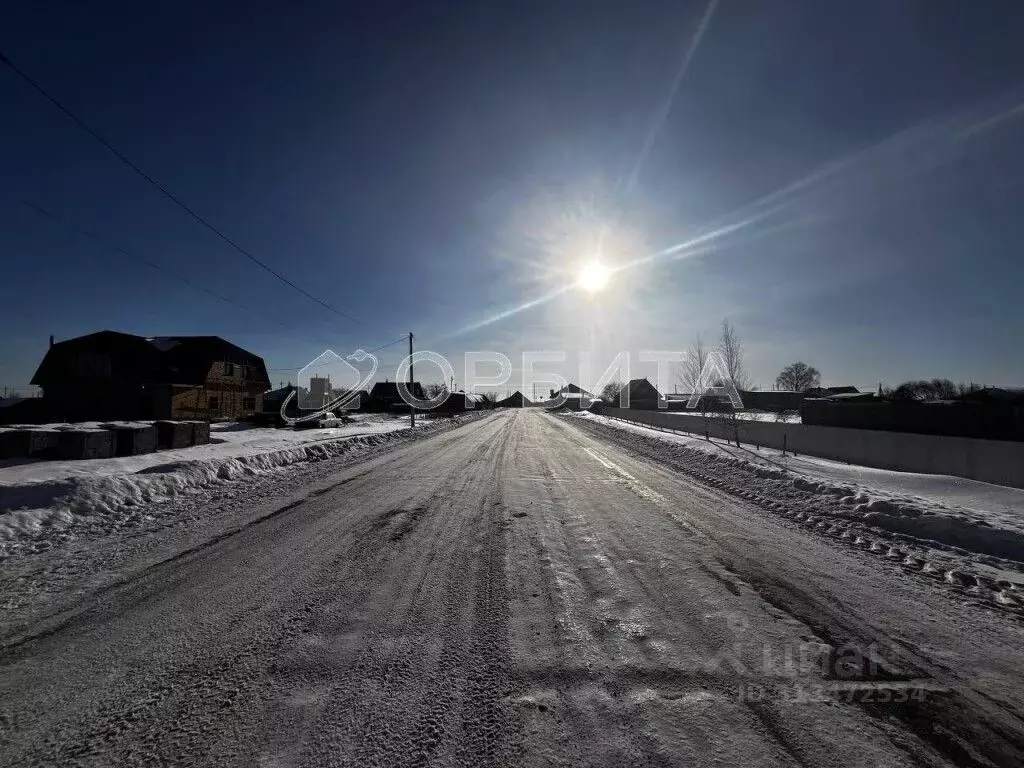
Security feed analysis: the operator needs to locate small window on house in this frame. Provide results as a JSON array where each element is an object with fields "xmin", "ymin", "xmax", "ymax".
[
  {"xmin": 242, "ymin": 396, "xmax": 255, "ymax": 411},
  {"xmin": 241, "ymin": 365, "xmax": 249, "ymax": 380},
  {"xmin": 208, "ymin": 397, "xmax": 219, "ymax": 411},
  {"xmin": 225, "ymin": 362, "xmax": 235, "ymax": 377}
]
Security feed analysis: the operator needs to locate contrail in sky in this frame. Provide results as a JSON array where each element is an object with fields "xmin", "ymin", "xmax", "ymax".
[
  {"xmin": 446, "ymin": 43, "xmax": 1024, "ymax": 341},
  {"xmin": 451, "ymin": 285, "xmax": 572, "ymax": 338},
  {"xmin": 624, "ymin": 0, "xmax": 720, "ymax": 195}
]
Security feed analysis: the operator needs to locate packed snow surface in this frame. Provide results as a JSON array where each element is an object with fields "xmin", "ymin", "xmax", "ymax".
[{"xmin": 3, "ymin": 410, "xmax": 1024, "ymax": 766}]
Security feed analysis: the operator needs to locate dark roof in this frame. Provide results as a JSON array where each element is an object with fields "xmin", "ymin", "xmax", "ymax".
[
  {"xmin": 263, "ymin": 384, "xmax": 297, "ymax": 401},
  {"xmin": 369, "ymin": 381, "xmax": 426, "ymax": 400},
  {"xmin": 497, "ymin": 391, "xmax": 531, "ymax": 407},
  {"xmin": 826, "ymin": 391, "xmax": 877, "ymax": 402},
  {"xmin": 806, "ymin": 385, "xmax": 859, "ymax": 397},
  {"xmin": 450, "ymin": 391, "xmax": 485, "ymax": 405},
  {"xmin": 623, "ymin": 378, "xmax": 662, "ymax": 400},
  {"xmin": 556, "ymin": 383, "xmax": 595, "ymax": 397},
  {"xmin": 31, "ymin": 330, "xmax": 270, "ymax": 387},
  {"xmin": 155, "ymin": 336, "xmax": 269, "ymax": 385}
]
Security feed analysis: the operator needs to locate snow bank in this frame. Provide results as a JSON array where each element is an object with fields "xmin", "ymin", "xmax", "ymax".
[
  {"xmin": 732, "ymin": 410, "xmax": 801, "ymax": 424},
  {"xmin": 567, "ymin": 410, "xmax": 1024, "ymax": 567},
  {"xmin": 0, "ymin": 417, "xmax": 423, "ymax": 550}
]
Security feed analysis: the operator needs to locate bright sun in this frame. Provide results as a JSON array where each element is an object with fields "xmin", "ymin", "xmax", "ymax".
[{"xmin": 577, "ymin": 261, "xmax": 611, "ymax": 293}]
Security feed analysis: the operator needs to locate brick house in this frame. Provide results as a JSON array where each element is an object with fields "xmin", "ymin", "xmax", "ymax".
[{"xmin": 31, "ymin": 331, "xmax": 271, "ymax": 422}]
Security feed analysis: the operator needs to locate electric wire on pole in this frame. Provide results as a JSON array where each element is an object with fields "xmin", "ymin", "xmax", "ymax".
[
  {"xmin": 0, "ymin": 51, "xmax": 359, "ymax": 324},
  {"xmin": 408, "ymin": 331, "xmax": 415, "ymax": 427}
]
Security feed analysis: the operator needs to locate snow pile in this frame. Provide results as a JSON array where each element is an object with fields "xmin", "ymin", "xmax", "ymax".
[
  {"xmin": 0, "ymin": 416, "xmax": 440, "ymax": 552},
  {"xmin": 731, "ymin": 410, "xmax": 801, "ymax": 423}
]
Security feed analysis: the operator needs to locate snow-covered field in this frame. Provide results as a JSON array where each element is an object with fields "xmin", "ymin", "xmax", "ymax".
[{"xmin": 0, "ymin": 416, "xmax": 425, "ymax": 551}]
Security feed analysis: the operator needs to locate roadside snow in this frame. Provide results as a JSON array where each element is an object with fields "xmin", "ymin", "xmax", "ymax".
[
  {"xmin": 0, "ymin": 416, "xmax": 417, "ymax": 485},
  {"xmin": 0, "ymin": 416, "xmax": 421, "ymax": 551},
  {"xmin": 573, "ymin": 411, "xmax": 1024, "ymax": 524},
  {"xmin": 732, "ymin": 409, "xmax": 801, "ymax": 423},
  {"xmin": 660, "ymin": 409, "xmax": 800, "ymax": 423},
  {"xmin": 568, "ymin": 410, "xmax": 1024, "ymax": 589}
]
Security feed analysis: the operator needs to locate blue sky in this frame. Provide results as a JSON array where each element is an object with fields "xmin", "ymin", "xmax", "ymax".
[{"xmin": 2, "ymin": 0, "xmax": 1024, "ymax": 394}]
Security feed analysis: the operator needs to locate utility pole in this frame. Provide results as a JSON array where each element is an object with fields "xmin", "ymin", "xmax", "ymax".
[{"xmin": 408, "ymin": 331, "xmax": 415, "ymax": 427}]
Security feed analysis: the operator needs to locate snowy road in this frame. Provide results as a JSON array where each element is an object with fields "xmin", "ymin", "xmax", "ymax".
[{"xmin": 2, "ymin": 410, "xmax": 1024, "ymax": 766}]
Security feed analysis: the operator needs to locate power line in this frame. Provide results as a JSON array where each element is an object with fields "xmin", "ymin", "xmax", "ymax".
[
  {"xmin": 20, "ymin": 199, "xmax": 293, "ymax": 330},
  {"xmin": 18, "ymin": 198, "xmax": 412, "ymax": 374},
  {"xmin": 267, "ymin": 336, "xmax": 408, "ymax": 371},
  {"xmin": 366, "ymin": 337, "xmax": 410, "ymax": 354},
  {"xmin": 1, "ymin": 50, "xmax": 359, "ymax": 324}
]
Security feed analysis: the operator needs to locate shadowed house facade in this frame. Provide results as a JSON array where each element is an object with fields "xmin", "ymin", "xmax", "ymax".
[
  {"xmin": 31, "ymin": 331, "xmax": 271, "ymax": 422},
  {"xmin": 620, "ymin": 378, "xmax": 664, "ymax": 410},
  {"xmin": 366, "ymin": 380, "xmax": 426, "ymax": 412}
]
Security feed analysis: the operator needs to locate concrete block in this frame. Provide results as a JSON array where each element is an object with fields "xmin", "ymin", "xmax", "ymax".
[
  {"xmin": 0, "ymin": 428, "xmax": 59, "ymax": 459},
  {"xmin": 155, "ymin": 420, "xmax": 192, "ymax": 450},
  {"xmin": 184, "ymin": 421, "xmax": 210, "ymax": 446},
  {"xmin": 57, "ymin": 429, "xmax": 115, "ymax": 460},
  {"xmin": 101, "ymin": 422, "xmax": 158, "ymax": 456}
]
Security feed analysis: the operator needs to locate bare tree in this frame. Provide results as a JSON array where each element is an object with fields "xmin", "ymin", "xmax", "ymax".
[
  {"xmin": 423, "ymin": 383, "xmax": 448, "ymax": 400},
  {"xmin": 678, "ymin": 334, "xmax": 709, "ymax": 395},
  {"xmin": 599, "ymin": 380, "xmax": 623, "ymax": 405},
  {"xmin": 718, "ymin": 318, "xmax": 748, "ymax": 390},
  {"xmin": 775, "ymin": 362, "xmax": 821, "ymax": 392},
  {"xmin": 892, "ymin": 378, "xmax": 962, "ymax": 401}
]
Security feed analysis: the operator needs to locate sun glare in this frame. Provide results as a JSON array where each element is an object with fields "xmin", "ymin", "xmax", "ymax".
[{"xmin": 577, "ymin": 261, "xmax": 611, "ymax": 293}]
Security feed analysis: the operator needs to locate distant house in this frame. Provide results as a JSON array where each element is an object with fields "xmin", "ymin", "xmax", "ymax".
[
  {"xmin": 257, "ymin": 384, "xmax": 299, "ymax": 425},
  {"xmin": 257, "ymin": 383, "xmax": 366, "ymax": 425},
  {"xmin": 549, "ymin": 383, "xmax": 595, "ymax": 399},
  {"xmin": 662, "ymin": 392, "xmax": 694, "ymax": 412},
  {"xmin": 366, "ymin": 380, "xmax": 426, "ymax": 412},
  {"xmin": 620, "ymin": 378, "xmax": 663, "ymax": 410},
  {"xmin": 30, "ymin": 330, "xmax": 270, "ymax": 422},
  {"xmin": 433, "ymin": 391, "xmax": 488, "ymax": 413},
  {"xmin": 344, "ymin": 390, "xmax": 370, "ymax": 410},
  {"xmin": 307, "ymin": 376, "xmax": 333, "ymax": 410},
  {"xmin": 0, "ymin": 396, "xmax": 48, "ymax": 426},
  {"xmin": 497, "ymin": 391, "xmax": 531, "ymax": 408}
]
